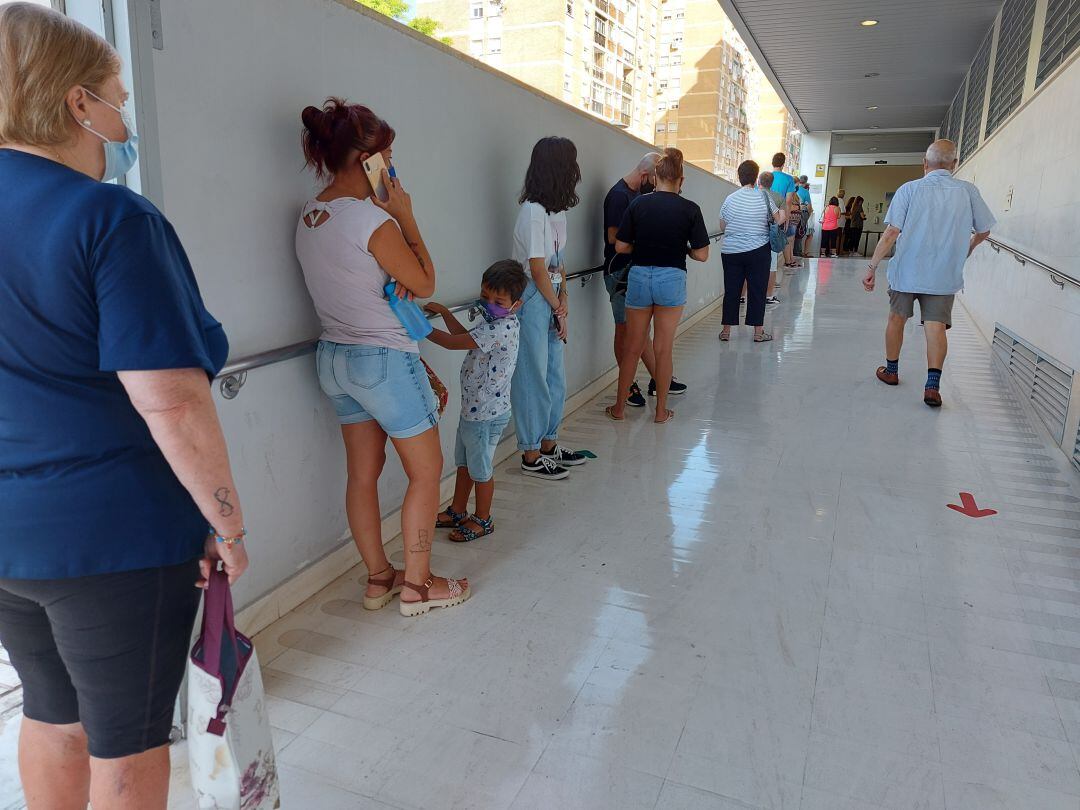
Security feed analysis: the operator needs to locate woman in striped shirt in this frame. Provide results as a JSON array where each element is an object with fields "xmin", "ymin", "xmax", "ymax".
[{"xmin": 718, "ymin": 160, "xmax": 786, "ymax": 342}]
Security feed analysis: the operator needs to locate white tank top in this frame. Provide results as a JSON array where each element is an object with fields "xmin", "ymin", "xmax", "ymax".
[{"xmin": 294, "ymin": 197, "xmax": 417, "ymax": 352}]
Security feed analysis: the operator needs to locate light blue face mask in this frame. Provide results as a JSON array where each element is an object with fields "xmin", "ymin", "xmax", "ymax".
[{"xmin": 80, "ymin": 89, "xmax": 138, "ymax": 182}]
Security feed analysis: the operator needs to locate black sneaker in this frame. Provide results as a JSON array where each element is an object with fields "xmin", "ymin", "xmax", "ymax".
[
  {"xmin": 521, "ymin": 454, "xmax": 569, "ymax": 480},
  {"xmin": 541, "ymin": 444, "xmax": 588, "ymax": 467},
  {"xmin": 626, "ymin": 381, "xmax": 647, "ymax": 408},
  {"xmin": 648, "ymin": 378, "xmax": 688, "ymax": 396}
]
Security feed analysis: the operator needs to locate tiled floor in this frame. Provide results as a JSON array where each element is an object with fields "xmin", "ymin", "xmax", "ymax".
[{"xmin": 5, "ymin": 257, "xmax": 1080, "ymax": 810}]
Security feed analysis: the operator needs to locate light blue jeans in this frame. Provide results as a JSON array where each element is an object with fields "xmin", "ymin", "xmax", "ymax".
[{"xmin": 510, "ymin": 280, "xmax": 565, "ymax": 451}]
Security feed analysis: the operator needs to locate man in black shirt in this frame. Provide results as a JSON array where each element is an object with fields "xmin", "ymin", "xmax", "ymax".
[{"xmin": 602, "ymin": 153, "xmax": 687, "ymax": 406}]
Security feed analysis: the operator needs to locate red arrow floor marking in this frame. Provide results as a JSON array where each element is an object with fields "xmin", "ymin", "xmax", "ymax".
[{"xmin": 947, "ymin": 492, "xmax": 998, "ymax": 518}]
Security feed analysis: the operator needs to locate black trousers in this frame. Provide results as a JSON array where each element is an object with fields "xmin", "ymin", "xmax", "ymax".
[
  {"xmin": 845, "ymin": 226, "xmax": 864, "ymax": 253},
  {"xmin": 821, "ymin": 229, "xmax": 840, "ymax": 253},
  {"xmin": 722, "ymin": 243, "xmax": 771, "ymax": 327}
]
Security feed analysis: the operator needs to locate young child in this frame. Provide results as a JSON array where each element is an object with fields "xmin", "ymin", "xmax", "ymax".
[{"xmin": 426, "ymin": 260, "xmax": 528, "ymax": 542}]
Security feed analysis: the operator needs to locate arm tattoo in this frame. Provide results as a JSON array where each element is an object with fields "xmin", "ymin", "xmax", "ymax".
[
  {"xmin": 406, "ymin": 239, "xmax": 426, "ymax": 268},
  {"xmin": 214, "ymin": 487, "xmax": 235, "ymax": 517},
  {"xmin": 409, "ymin": 529, "xmax": 432, "ymax": 553}
]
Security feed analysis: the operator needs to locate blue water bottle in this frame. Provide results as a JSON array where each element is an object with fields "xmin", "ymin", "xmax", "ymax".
[{"xmin": 384, "ymin": 282, "xmax": 433, "ymax": 341}]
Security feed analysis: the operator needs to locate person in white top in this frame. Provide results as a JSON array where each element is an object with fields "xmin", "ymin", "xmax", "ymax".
[
  {"xmin": 509, "ymin": 137, "xmax": 589, "ymax": 480},
  {"xmin": 295, "ymin": 99, "xmax": 469, "ymax": 617}
]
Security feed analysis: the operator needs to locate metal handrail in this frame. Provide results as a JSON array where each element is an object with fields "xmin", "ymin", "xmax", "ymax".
[
  {"xmin": 216, "ymin": 230, "xmax": 724, "ymax": 399},
  {"xmin": 986, "ymin": 236, "xmax": 1079, "ymax": 291}
]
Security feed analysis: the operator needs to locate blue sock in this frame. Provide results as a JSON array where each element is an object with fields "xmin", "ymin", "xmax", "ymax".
[
  {"xmin": 886, "ymin": 358, "xmax": 899, "ymax": 375},
  {"xmin": 926, "ymin": 368, "xmax": 942, "ymax": 390}
]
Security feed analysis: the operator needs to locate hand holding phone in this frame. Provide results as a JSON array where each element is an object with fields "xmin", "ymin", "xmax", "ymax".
[{"xmin": 362, "ymin": 152, "xmax": 391, "ymax": 202}]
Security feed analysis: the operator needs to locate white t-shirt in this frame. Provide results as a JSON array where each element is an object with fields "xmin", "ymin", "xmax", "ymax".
[
  {"xmin": 836, "ymin": 196, "xmax": 849, "ymax": 225},
  {"xmin": 512, "ymin": 201, "xmax": 567, "ymax": 286},
  {"xmin": 294, "ymin": 197, "xmax": 417, "ymax": 352},
  {"xmin": 460, "ymin": 316, "xmax": 520, "ymax": 421}
]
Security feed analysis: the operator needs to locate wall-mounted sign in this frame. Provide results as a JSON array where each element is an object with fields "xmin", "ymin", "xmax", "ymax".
[{"xmin": 815, "ymin": 163, "xmax": 825, "ymax": 177}]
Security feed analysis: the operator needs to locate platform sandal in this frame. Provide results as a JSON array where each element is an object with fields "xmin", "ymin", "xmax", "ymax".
[
  {"xmin": 436, "ymin": 506, "xmax": 467, "ymax": 529},
  {"xmin": 449, "ymin": 514, "xmax": 494, "ymax": 543},
  {"xmin": 362, "ymin": 565, "xmax": 402, "ymax": 611},
  {"xmin": 399, "ymin": 575, "xmax": 471, "ymax": 617}
]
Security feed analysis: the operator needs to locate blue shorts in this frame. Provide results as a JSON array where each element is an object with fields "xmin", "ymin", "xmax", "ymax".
[
  {"xmin": 626, "ymin": 266, "xmax": 687, "ymax": 310},
  {"xmin": 603, "ymin": 272, "xmax": 627, "ymax": 325},
  {"xmin": 454, "ymin": 412, "xmax": 511, "ymax": 482},
  {"xmin": 785, "ymin": 224, "xmax": 797, "ymax": 238},
  {"xmin": 316, "ymin": 341, "xmax": 439, "ymax": 439}
]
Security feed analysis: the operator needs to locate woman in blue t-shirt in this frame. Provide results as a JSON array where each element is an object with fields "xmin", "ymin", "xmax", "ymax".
[{"xmin": 0, "ymin": 6, "xmax": 248, "ymax": 807}]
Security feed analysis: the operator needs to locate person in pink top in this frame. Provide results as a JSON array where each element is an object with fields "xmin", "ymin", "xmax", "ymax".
[{"xmin": 820, "ymin": 197, "xmax": 841, "ymax": 257}]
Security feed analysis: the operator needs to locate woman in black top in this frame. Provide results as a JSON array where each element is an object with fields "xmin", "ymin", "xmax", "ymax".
[
  {"xmin": 606, "ymin": 148, "xmax": 710, "ymax": 423},
  {"xmin": 845, "ymin": 195, "xmax": 866, "ymax": 255}
]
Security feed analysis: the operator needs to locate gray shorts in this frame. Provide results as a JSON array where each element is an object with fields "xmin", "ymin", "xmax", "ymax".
[{"xmin": 888, "ymin": 289, "xmax": 954, "ymax": 328}]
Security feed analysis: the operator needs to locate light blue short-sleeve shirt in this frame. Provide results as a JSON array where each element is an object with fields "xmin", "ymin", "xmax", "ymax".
[
  {"xmin": 884, "ymin": 169, "xmax": 996, "ymax": 295},
  {"xmin": 770, "ymin": 171, "xmax": 796, "ymax": 200}
]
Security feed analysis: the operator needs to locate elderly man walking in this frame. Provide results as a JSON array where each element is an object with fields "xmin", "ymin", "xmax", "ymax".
[{"xmin": 863, "ymin": 139, "xmax": 995, "ymax": 407}]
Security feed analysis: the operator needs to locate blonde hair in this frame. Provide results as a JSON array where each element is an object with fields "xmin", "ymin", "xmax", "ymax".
[
  {"xmin": 0, "ymin": 2, "xmax": 120, "ymax": 147},
  {"xmin": 655, "ymin": 147, "xmax": 684, "ymax": 183}
]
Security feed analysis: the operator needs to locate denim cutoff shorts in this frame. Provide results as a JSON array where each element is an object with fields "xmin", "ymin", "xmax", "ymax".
[
  {"xmin": 603, "ymin": 272, "xmax": 628, "ymax": 325},
  {"xmin": 454, "ymin": 412, "xmax": 512, "ymax": 483},
  {"xmin": 316, "ymin": 340, "xmax": 439, "ymax": 439},
  {"xmin": 626, "ymin": 265, "xmax": 688, "ymax": 309}
]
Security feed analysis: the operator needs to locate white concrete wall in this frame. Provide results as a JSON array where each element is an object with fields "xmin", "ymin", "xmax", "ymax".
[
  {"xmin": 146, "ymin": 0, "xmax": 735, "ymax": 608},
  {"xmin": 956, "ymin": 56, "xmax": 1080, "ymax": 375}
]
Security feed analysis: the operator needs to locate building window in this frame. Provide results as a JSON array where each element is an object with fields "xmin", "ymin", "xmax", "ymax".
[
  {"xmin": 566, "ymin": 0, "xmax": 574, "ymax": 16},
  {"xmin": 488, "ymin": 37, "xmax": 501, "ymax": 54},
  {"xmin": 675, "ymin": 10, "xmax": 684, "ymax": 18},
  {"xmin": 668, "ymin": 123, "xmax": 678, "ymax": 132},
  {"xmin": 671, "ymin": 54, "xmax": 681, "ymax": 65},
  {"xmin": 469, "ymin": 38, "xmax": 483, "ymax": 56},
  {"xmin": 658, "ymin": 102, "xmax": 667, "ymax": 110},
  {"xmin": 489, "ymin": 0, "xmax": 503, "ymax": 16},
  {"xmin": 656, "ymin": 123, "xmax": 666, "ymax": 132},
  {"xmin": 670, "ymin": 101, "xmax": 679, "ymax": 109},
  {"xmin": 471, "ymin": 3, "xmax": 483, "ymax": 18}
]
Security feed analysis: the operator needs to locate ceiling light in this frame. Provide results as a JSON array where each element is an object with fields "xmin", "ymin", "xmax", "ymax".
[
  {"xmin": 867, "ymin": 105, "xmax": 879, "ymax": 110},
  {"xmin": 869, "ymin": 147, "xmax": 878, "ymax": 151},
  {"xmin": 860, "ymin": 19, "xmax": 878, "ymax": 26},
  {"xmin": 871, "ymin": 125, "xmax": 880, "ymax": 129}
]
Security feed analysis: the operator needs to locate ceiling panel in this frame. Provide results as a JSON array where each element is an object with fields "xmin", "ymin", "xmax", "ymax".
[
  {"xmin": 718, "ymin": 0, "xmax": 1005, "ymax": 131},
  {"xmin": 831, "ymin": 131, "xmax": 935, "ymax": 154}
]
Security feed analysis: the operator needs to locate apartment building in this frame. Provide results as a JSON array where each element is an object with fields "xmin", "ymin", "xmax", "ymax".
[
  {"xmin": 651, "ymin": 0, "xmax": 751, "ymax": 181},
  {"xmin": 417, "ymin": 0, "xmax": 663, "ymax": 141},
  {"xmin": 749, "ymin": 73, "xmax": 802, "ymax": 174}
]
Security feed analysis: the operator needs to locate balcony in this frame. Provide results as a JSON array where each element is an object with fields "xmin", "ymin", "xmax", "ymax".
[
  {"xmin": 622, "ymin": 80, "xmax": 633, "ymax": 95},
  {"xmin": 593, "ymin": 31, "xmax": 607, "ymax": 47}
]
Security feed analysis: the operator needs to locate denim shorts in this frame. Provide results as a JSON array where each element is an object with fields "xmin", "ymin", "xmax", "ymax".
[
  {"xmin": 603, "ymin": 272, "xmax": 628, "ymax": 325},
  {"xmin": 626, "ymin": 265, "xmax": 687, "ymax": 309},
  {"xmin": 454, "ymin": 412, "xmax": 511, "ymax": 482},
  {"xmin": 316, "ymin": 340, "xmax": 439, "ymax": 439}
]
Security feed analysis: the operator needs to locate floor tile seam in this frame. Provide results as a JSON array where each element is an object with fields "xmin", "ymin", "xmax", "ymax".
[{"xmin": 802, "ymin": 522, "xmax": 838, "ymax": 791}]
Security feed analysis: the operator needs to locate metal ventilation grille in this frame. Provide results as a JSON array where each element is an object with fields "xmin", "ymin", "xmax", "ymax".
[
  {"xmin": 1074, "ymin": 422, "xmax": 1080, "ymax": 473},
  {"xmin": 993, "ymin": 324, "xmax": 1074, "ymax": 444},
  {"xmin": 1038, "ymin": 0, "xmax": 1080, "ymax": 87},
  {"xmin": 941, "ymin": 80, "xmax": 966, "ymax": 145},
  {"xmin": 961, "ymin": 31, "xmax": 993, "ymax": 163},
  {"xmin": 987, "ymin": 0, "xmax": 1036, "ymax": 136}
]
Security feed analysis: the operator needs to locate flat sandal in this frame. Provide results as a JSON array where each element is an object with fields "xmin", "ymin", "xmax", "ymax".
[{"xmin": 363, "ymin": 565, "xmax": 402, "ymax": 611}]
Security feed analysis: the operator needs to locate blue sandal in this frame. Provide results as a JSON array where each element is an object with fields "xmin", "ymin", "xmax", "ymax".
[
  {"xmin": 436, "ymin": 506, "xmax": 467, "ymax": 529},
  {"xmin": 449, "ymin": 514, "xmax": 495, "ymax": 543}
]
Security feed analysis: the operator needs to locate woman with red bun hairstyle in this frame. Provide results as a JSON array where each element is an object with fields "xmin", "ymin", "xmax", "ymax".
[{"xmin": 295, "ymin": 98, "xmax": 470, "ymax": 617}]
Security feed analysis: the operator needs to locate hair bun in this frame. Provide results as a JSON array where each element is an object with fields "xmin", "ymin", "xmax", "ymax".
[{"xmin": 301, "ymin": 105, "xmax": 329, "ymax": 139}]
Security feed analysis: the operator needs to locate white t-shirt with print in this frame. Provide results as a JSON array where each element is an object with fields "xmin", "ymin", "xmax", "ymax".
[
  {"xmin": 460, "ymin": 316, "xmax": 520, "ymax": 422},
  {"xmin": 512, "ymin": 201, "xmax": 567, "ymax": 285}
]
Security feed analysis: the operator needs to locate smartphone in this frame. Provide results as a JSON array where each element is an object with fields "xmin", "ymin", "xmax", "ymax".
[
  {"xmin": 551, "ymin": 313, "xmax": 567, "ymax": 344},
  {"xmin": 362, "ymin": 152, "xmax": 391, "ymax": 202}
]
